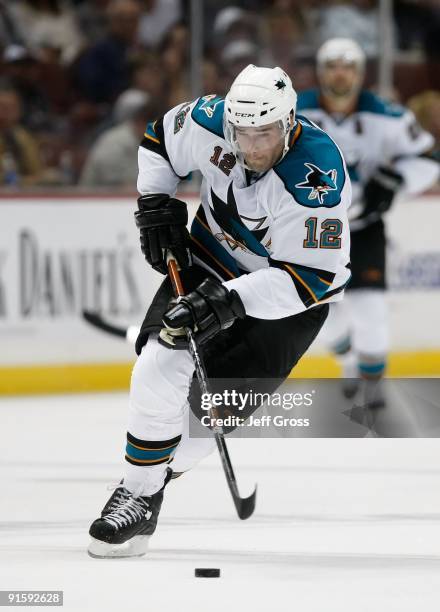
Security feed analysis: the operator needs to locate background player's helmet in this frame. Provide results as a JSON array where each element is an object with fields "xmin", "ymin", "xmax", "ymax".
[
  {"xmin": 223, "ymin": 64, "xmax": 297, "ymax": 169},
  {"xmin": 317, "ymin": 38, "xmax": 366, "ymax": 74}
]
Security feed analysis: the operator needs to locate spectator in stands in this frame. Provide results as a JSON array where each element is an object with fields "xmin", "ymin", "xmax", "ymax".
[
  {"xmin": 260, "ymin": 6, "xmax": 313, "ymax": 72},
  {"xmin": 394, "ymin": 0, "xmax": 440, "ymax": 90},
  {"xmin": 76, "ymin": 0, "xmax": 111, "ymax": 43},
  {"xmin": 159, "ymin": 23, "xmax": 190, "ymax": 107},
  {"xmin": 205, "ymin": 0, "xmax": 263, "ymax": 43},
  {"xmin": 408, "ymin": 90, "xmax": 440, "ymax": 159},
  {"xmin": 79, "ymin": 89, "xmax": 154, "ymax": 187},
  {"xmin": 202, "ymin": 60, "xmax": 221, "ymax": 96},
  {"xmin": 72, "ymin": 0, "xmax": 142, "ymax": 105},
  {"xmin": 0, "ymin": 81, "xmax": 43, "ymax": 186},
  {"xmin": 129, "ymin": 52, "xmax": 166, "ymax": 110},
  {"xmin": 316, "ymin": 0, "xmax": 385, "ymax": 59},
  {"xmin": 9, "ymin": 0, "xmax": 84, "ymax": 65},
  {"xmin": 395, "ymin": 1, "xmax": 440, "ymax": 58},
  {"xmin": 2, "ymin": 45, "xmax": 53, "ymax": 133},
  {"xmin": 0, "ymin": 0, "xmax": 23, "ymax": 47},
  {"xmin": 137, "ymin": 0, "xmax": 182, "ymax": 49},
  {"xmin": 220, "ymin": 40, "xmax": 259, "ymax": 90},
  {"xmin": 212, "ymin": 6, "xmax": 257, "ymax": 50}
]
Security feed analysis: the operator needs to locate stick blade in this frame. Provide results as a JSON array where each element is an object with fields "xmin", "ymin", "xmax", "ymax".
[
  {"xmin": 82, "ymin": 310, "xmax": 103, "ymax": 327},
  {"xmin": 235, "ymin": 485, "xmax": 257, "ymax": 520},
  {"xmin": 81, "ymin": 310, "xmax": 127, "ymax": 338}
]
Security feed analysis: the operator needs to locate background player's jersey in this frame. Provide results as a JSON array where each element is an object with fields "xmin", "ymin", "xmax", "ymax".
[
  {"xmin": 138, "ymin": 95, "xmax": 351, "ymax": 320},
  {"xmin": 297, "ymin": 89, "xmax": 438, "ymax": 231}
]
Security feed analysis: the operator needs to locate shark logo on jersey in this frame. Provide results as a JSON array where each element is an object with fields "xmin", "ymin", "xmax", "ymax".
[
  {"xmin": 210, "ymin": 184, "xmax": 269, "ymax": 256},
  {"xmin": 199, "ymin": 94, "xmax": 223, "ymax": 118},
  {"xmin": 295, "ymin": 163, "xmax": 338, "ymax": 204}
]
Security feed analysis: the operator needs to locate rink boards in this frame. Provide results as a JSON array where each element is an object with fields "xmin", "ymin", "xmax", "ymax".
[{"xmin": 0, "ymin": 193, "xmax": 439, "ymax": 394}]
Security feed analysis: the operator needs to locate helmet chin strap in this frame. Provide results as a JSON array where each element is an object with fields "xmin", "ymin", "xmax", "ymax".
[{"xmin": 280, "ymin": 112, "xmax": 295, "ymax": 162}]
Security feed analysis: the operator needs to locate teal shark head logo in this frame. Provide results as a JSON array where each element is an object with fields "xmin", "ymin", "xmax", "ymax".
[
  {"xmin": 199, "ymin": 94, "xmax": 223, "ymax": 118},
  {"xmin": 295, "ymin": 163, "xmax": 338, "ymax": 204}
]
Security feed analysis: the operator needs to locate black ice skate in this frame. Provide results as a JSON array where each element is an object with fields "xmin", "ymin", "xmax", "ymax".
[
  {"xmin": 88, "ymin": 469, "xmax": 172, "ymax": 558},
  {"xmin": 342, "ymin": 377, "xmax": 360, "ymax": 400}
]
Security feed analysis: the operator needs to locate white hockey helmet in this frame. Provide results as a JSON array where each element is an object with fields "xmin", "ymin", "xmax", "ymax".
[
  {"xmin": 224, "ymin": 64, "xmax": 297, "ymax": 168},
  {"xmin": 317, "ymin": 38, "xmax": 366, "ymax": 73}
]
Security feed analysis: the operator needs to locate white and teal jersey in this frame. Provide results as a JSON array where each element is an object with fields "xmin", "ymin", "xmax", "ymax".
[
  {"xmin": 138, "ymin": 95, "xmax": 351, "ymax": 320},
  {"xmin": 297, "ymin": 89, "xmax": 438, "ymax": 230}
]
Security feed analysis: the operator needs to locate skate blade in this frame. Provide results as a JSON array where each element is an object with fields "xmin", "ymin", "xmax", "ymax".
[{"xmin": 88, "ymin": 535, "xmax": 150, "ymax": 559}]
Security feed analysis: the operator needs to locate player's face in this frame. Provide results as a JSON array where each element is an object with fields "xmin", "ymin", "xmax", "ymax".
[
  {"xmin": 320, "ymin": 60, "xmax": 362, "ymax": 98},
  {"xmin": 235, "ymin": 122, "xmax": 285, "ymax": 172}
]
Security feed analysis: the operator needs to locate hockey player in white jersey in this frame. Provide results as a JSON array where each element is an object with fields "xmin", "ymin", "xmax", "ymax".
[
  {"xmin": 88, "ymin": 65, "xmax": 351, "ymax": 558},
  {"xmin": 297, "ymin": 38, "xmax": 439, "ymax": 406}
]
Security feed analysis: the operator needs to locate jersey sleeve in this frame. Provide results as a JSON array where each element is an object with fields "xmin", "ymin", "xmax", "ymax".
[
  {"xmin": 385, "ymin": 109, "xmax": 439, "ymax": 194},
  {"xmin": 137, "ymin": 99, "xmax": 201, "ymax": 196}
]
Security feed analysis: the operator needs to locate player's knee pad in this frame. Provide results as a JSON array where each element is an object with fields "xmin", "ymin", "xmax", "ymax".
[{"xmin": 130, "ymin": 335, "xmax": 194, "ymax": 421}]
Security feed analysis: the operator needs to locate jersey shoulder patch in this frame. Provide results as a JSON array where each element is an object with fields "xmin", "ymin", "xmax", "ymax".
[
  {"xmin": 296, "ymin": 89, "xmax": 320, "ymax": 111},
  {"xmin": 274, "ymin": 118, "xmax": 346, "ymax": 208},
  {"xmin": 191, "ymin": 95, "xmax": 224, "ymax": 138},
  {"xmin": 357, "ymin": 90, "xmax": 405, "ymax": 118}
]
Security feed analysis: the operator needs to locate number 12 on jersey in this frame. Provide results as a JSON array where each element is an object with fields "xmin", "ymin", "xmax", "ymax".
[{"xmin": 303, "ymin": 217, "xmax": 342, "ymax": 249}]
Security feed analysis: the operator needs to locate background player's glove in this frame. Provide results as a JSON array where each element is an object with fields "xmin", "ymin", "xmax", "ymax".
[
  {"xmin": 361, "ymin": 166, "xmax": 404, "ymax": 219},
  {"xmin": 159, "ymin": 277, "xmax": 246, "ymax": 349},
  {"xmin": 135, "ymin": 193, "xmax": 191, "ymax": 274}
]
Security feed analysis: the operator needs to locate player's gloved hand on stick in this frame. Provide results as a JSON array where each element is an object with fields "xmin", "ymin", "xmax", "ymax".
[
  {"xmin": 159, "ymin": 277, "xmax": 246, "ymax": 349},
  {"xmin": 361, "ymin": 166, "xmax": 404, "ymax": 219},
  {"xmin": 135, "ymin": 193, "xmax": 191, "ymax": 274}
]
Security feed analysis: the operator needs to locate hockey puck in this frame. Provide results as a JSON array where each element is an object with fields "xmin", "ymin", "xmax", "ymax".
[{"xmin": 195, "ymin": 568, "xmax": 220, "ymax": 578}]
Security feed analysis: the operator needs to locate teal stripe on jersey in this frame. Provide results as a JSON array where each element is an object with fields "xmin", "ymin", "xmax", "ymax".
[
  {"xmin": 292, "ymin": 265, "xmax": 334, "ymax": 301},
  {"xmin": 144, "ymin": 121, "xmax": 158, "ymax": 140},
  {"xmin": 191, "ymin": 216, "xmax": 243, "ymax": 278},
  {"xmin": 269, "ymin": 258, "xmax": 339, "ymax": 307}
]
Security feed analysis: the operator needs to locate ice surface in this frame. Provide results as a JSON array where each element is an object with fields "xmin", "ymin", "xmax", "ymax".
[{"xmin": 1, "ymin": 392, "xmax": 440, "ymax": 611}]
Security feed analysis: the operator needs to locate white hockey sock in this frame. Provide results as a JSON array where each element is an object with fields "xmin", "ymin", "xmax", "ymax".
[{"xmin": 124, "ymin": 463, "xmax": 168, "ymax": 497}]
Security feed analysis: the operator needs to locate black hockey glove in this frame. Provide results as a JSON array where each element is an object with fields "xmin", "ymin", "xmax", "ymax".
[
  {"xmin": 159, "ymin": 277, "xmax": 246, "ymax": 349},
  {"xmin": 134, "ymin": 193, "xmax": 191, "ymax": 274},
  {"xmin": 361, "ymin": 166, "xmax": 404, "ymax": 220}
]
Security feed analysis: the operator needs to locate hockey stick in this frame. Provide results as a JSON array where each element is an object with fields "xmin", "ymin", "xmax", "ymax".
[
  {"xmin": 167, "ymin": 254, "xmax": 257, "ymax": 520},
  {"xmin": 82, "ymin": 310, "xmax": 140, "ymax": 344}
]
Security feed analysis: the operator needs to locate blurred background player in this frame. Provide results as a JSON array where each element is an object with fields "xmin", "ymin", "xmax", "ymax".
[{"xmin": 297, "ymin": 37, "xmax": 439, "ymax": 407}]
